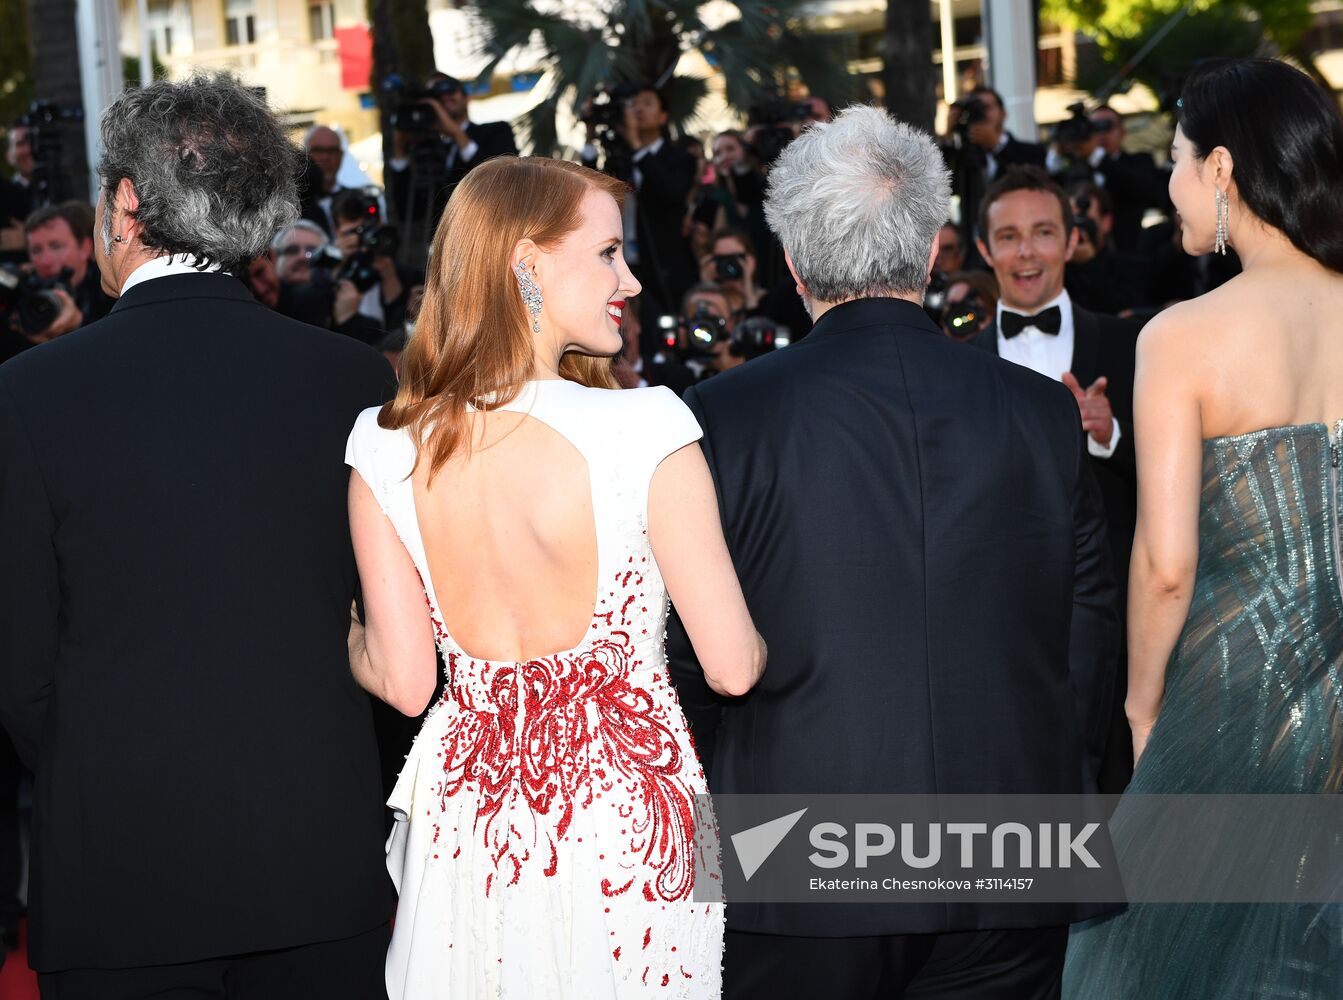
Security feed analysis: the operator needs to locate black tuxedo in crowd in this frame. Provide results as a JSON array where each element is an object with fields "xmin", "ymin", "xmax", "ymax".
[
  {"xmin": 387, "ymin": 119, "xmax": 518, "ymax": 229},
  {"xmin": 669, "ymin": 299, "xmax": 1119, "ymax": 951},
  {"xmin": 630, "ymin": 141, "xmax": 697, "ymax": 320},
  {"xmin": 0, "ymin": 273, "xmax": 396, "ymax": 974},
  {"xmin": 990, "ymin": 132, "xmax": 1048, "ymax": 178},
  {"xmin": 1096, "ymin": 150, "xmax": 1169, "ymax": 254},
  {"xmin": 972, "ymin": 305, "xmax": 1141, "ymax": 793}
]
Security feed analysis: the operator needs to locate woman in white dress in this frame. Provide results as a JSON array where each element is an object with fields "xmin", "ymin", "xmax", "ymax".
[{"xmin": 344, "ymin": 155, "xmax": 766, "ymax": 998}]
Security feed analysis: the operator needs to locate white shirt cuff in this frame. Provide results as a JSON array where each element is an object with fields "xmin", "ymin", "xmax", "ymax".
[
  {"xmin": 458, "ymin": 140, "xmax": 480, "ymax": 163},
  {"xmin": 1088, "ymin": 417, "xmax": 1122, "ymax": 459},
  {"xmin": 387, "ymin": 157, "xmax": 409, "ymax": 172}
]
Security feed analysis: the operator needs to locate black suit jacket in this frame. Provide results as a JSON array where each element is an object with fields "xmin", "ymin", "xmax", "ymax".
[
  {"xmin": 1097, "ymin": 151, "xmax": 1168, "ymax": 254},
  {"xmin": 992, "ymin": 133, "xmax": 1047, "ymax": 178},
  {"xmin": 0, "ymin": 273, "xmax": 396, "ymax": 971},
  {"xmin": 668, "ymin": 298, "xmax": 1119, "ymax": 937},
  {"xmin": 971, "ymin": 305, "xmax": 1138, "ymax": 601},
  {"xmin": 631, "ymin": 142, "xmax": 697, "ymax": 315},
  {"xmin": 972, "ymin": 304, "xmax": 1140, "ymax": 792}
]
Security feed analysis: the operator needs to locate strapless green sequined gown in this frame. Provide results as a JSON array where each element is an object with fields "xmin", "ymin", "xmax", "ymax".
[{"xmin": 1063, "ymin": 424, "xmax": 1343, "ymax": 998}]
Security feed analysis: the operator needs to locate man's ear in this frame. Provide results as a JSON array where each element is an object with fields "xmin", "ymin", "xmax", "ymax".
[
  {"xmin": 783, "ymin": 249, "xmax": 806, "ymax": 297},
  {"xmin": 925, "ymin": 238, "xmax": 939, "ymax": 282},
  {"xmin": 975, "ymin": 238, "xmax": 993, "ymax": 269},
  {"xmin": 1063, "ymin": 225, "xmax": 1080, "ymax": 264}
]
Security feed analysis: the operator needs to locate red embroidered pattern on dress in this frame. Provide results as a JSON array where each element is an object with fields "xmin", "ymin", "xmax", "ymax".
[{"xmin": 427, "ymin": 565, "xmax": 697, "ymax": 903}]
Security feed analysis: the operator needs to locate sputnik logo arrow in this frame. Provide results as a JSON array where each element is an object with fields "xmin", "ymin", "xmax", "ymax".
[{"xmin": 730, "ymin": 808, "xmax": 808, "ymax": 881}]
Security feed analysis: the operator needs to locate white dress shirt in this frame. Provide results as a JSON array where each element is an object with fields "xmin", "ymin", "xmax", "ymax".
[
  {"xmin": 120, "ymin": 254, "xmax": 225, "ymax": 296},
  {"xmin": 996, "ymin": 289, "xmax": 1121, "ymax": 459}
]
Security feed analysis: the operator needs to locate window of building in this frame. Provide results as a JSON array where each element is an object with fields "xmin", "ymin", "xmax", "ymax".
[
  {"xmin": 309, "ymin": 2, "xmax": 335, "ymax": 41},
  {"xmin": 224, "ymin": 0, "xmax": 257, "ymax": 46}
]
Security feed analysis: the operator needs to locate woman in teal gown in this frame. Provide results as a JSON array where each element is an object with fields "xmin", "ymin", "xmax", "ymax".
[{"xmin": 1062, "ymin": 58, "xmax": 1343, "ymax": 998}]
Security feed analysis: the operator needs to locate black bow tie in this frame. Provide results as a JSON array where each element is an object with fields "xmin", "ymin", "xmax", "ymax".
[{"xmin": 1001, "ymin": 306, "xmax": 1062, "ymax": 339}]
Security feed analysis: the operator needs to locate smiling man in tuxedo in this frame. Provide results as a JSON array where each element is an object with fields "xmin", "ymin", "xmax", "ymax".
[{"xmin": 971, "ymin": 165, "xmax": 1141, "ymax": 794}]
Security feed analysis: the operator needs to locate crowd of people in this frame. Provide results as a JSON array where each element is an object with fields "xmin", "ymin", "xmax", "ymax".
[{"xmin": 1, "ymin": 52, "xmax": 1342, "ymax": 1000}]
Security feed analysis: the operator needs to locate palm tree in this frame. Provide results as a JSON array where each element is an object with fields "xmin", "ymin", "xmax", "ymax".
[{"xmin": 463, "ymin": 0, "xmax": 862, "ymax": 154}]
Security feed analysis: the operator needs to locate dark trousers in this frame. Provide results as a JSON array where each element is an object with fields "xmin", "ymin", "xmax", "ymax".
[
  {"xmin": 724, "ymin": 924, "xmax": 1067, "ymax": 999},
  {"xmin": 39, "ymin": 922, "xmax": 389, "ymax": 1000}
]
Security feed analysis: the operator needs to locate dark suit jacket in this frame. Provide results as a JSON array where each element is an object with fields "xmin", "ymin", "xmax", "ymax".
[
  {"xmin": 387, "ymin": 119, "xmax": 518, "ymax": 227},
  {"xmin": 631, "ymin": 141, "xmax": 697, "ymax": 316},
  {"xmin": 0, "ymin": 273, "xmax": 396, "ymax": 971},
  {"xmin": 991, "ymin": 133, "xmax": 1047, "ymax": 178},
  {"xmin": 972, "ymin": 304, "xmax": 1140, "ymax": 792},
  {"xmin": 971, "ymin": 305, "xmax": 1138, "ymax": 605},
  {"xmin": 668, "ymin": 298, "xmax": 1119, "ymax": 937},
  {"xmin": 1097, "ymin": 151, "xmax": 1168, "ymax": 255}
]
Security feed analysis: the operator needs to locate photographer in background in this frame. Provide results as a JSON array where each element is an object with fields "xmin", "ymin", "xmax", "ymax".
[
  {"xmin": 0, "ymin": 201, "xmax": 112, "ymax": 362},
  {"xmin": 385, "ymin": 74, "xmax": 517, "ymax": 232},
  {"xmin": 1065, "ymin": 181, "xmax": 1153, "ymax": 316},
  {"xmin": 941, "ymin": 85, "xmax": 1046, "ymax": 262},
  {"xmin": 1, "ymin": 127, "xmax": 35, "ymax": 262},
  {"xmin": 583, "ymin": 83, "xmax": 697, "ymax": 338},
  {"xmin": 1088, "ymin": 105, "xmax": 1168, "ymax": 254},
  {"xmin": 698, "ymin": 227, "xmax": 765, "ymax": 315},
  {"xmin": 328, "ymin": 189, "xmax": 420, "ymax": 348}
]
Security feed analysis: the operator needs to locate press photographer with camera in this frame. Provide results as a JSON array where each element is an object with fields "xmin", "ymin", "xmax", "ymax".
[
  {"xmin": 385, "ymin": 73, "xmax": 517, "ymax": 239},
  {"xmin": 327, "ymin": 189, "xmax": 419, "ymax": 347},
  {"xmin": 1087, "ymin": 105, "xmax": 1168, "ymax": 254},
  {"xmin": 0, "ymin": 201, "xmax": 113, "ymax": 362},
  {"xmin": 941, "ymin": 86, "xmax": 1046, "ymax": 263},
  {"xmin": 698, "ymin": 227, "xmax": 764, "ymax": 315},
  {"xmin": 1, "ymin": 127, "xmax": 35, "ymax": 261},
  {"xmin": 582, "ymin": 83, "xmax": 697, "ymax": 337},
  {"xmin": 1064, "ymin": 181, "xmax": 1154, "ymax": 316}
]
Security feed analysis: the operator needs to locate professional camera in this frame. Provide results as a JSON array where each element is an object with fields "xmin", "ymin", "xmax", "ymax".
[
  {"xmin": 16, "ymin": 99, "xmax": 85, "ymax": 207},
  {"xmin": 950, "ymin": 94, "xmax": 988, "ymax": 136},
  {"xmin": 924, "ymin": 270, "xmax": 950, "ymax": 324},
  {"xmin": 941, "ymin": 291, "xmax": 987, "ymax": 339},
  {"xmin": 383, "ymin": 75, "xmax": 460, "ymax": 134},
  {"xmin": 683, "ymin": 302, "xmax": 728, "ymax": 357},
  {"xmin": 746, "ymin": 96, "xmax": 811, "ymax": 166},
  {"xmin": 343, "ymin": 222, "xmax": 399, "ymax": 293},
  {"xmin": 583, "ymin": 83, "xmax": 640, "ymax": 182},
  {"xmin": 581, "ymin": 83, "xmax": 639, "ymax": 131},
  {"xmin": 732, "ymin": 316, "xmax": 790, "ymax": 359},
  {"xmin": 1073, "ymin": 193, "xmax": 1100, "ymax": 248},
  {"xmin": 17, "ymin": 100, "xmax": 84, "ymax": 130},
  {"xmin": 1053, "ymin": 102, "xmax": 1115, "ymax": 148},
  {"xmin": 712, "ymin": 253, "xmax": 745, "ymax": 282},
  {"xmin": 0, "ymin": 263, "xmax": 70, "ymax": 335}
]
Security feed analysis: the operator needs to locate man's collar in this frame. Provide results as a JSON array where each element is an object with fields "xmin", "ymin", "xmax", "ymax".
[{"xmin": 120, "ymin": 254, "xmax": 226, "ymax": 296}]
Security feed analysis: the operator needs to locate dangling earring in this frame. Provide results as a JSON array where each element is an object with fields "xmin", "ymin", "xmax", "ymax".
[
  {"xmin": 1214, "ymin": 188, "xmax": 1229, "ymax": 256},
  {"xmin": 513, "ymin": 261, "xmax": 543, "ymax": 333}
]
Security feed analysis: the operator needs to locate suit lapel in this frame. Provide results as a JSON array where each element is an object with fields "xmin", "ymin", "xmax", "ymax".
[{"xmin": 1070, "ymin": 306, "xmax": 1101, "ymax": 385}]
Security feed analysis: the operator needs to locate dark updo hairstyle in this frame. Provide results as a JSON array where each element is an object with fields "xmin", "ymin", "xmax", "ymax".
[{"xmin": 1178, "ymin": 58, "xmax": 1343, "ymax": 274}]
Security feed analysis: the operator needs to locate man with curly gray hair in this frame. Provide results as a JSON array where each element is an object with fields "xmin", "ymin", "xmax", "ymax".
[
  {"xmin": 668, "ymin": 104, "xmax": 1119, "ymax": 998},
  {"xmin": 0, "ymin": 73, "xmax": 396, "ymax": 995}
]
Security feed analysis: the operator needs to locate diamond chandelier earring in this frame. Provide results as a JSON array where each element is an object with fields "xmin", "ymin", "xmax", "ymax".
[
  {"xmin": 513, "ymin": 261, "xmax": 543, "ymax": 333},
  {"xmin": 1214, "ymin": 188, "xmax": 1229, "ymax": 256}
]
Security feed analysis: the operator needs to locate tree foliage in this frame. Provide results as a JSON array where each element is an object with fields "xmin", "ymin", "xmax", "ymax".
[
  {"xmin": 1044, "ymin": 0, "xmax": 1319, "ymax": 99},
  {"xmin": 462, "ymin": 0, "xmax": 861, "ymax": 154},
  {"xmin": 0, "ymin": 0, "xmax": 34, "ymax": 161}
]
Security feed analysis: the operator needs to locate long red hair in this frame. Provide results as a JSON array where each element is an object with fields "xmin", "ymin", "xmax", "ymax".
[{"xmin": 381, "ymin": 156, "xmax": 628, "ymax": 479}]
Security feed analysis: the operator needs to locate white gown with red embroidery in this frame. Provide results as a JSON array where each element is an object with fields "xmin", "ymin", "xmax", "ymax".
[{"xmin": 345, "ymin": 380, "xmax": 724, "ymax": 999}]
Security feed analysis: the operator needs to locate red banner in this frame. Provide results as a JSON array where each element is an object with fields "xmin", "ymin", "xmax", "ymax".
[{"xmin": 335, "ymin": 25, "xmax": 373, "ymax": 91}]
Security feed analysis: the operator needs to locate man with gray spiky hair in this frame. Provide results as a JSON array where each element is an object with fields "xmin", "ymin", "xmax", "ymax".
[
  {"xmin": 668, "ymin": 104, "xmax": 1119, "ymax": 997},
  {"xmin": 0, "ymin": 74, "xmax": 394, "ymax": 995}
]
